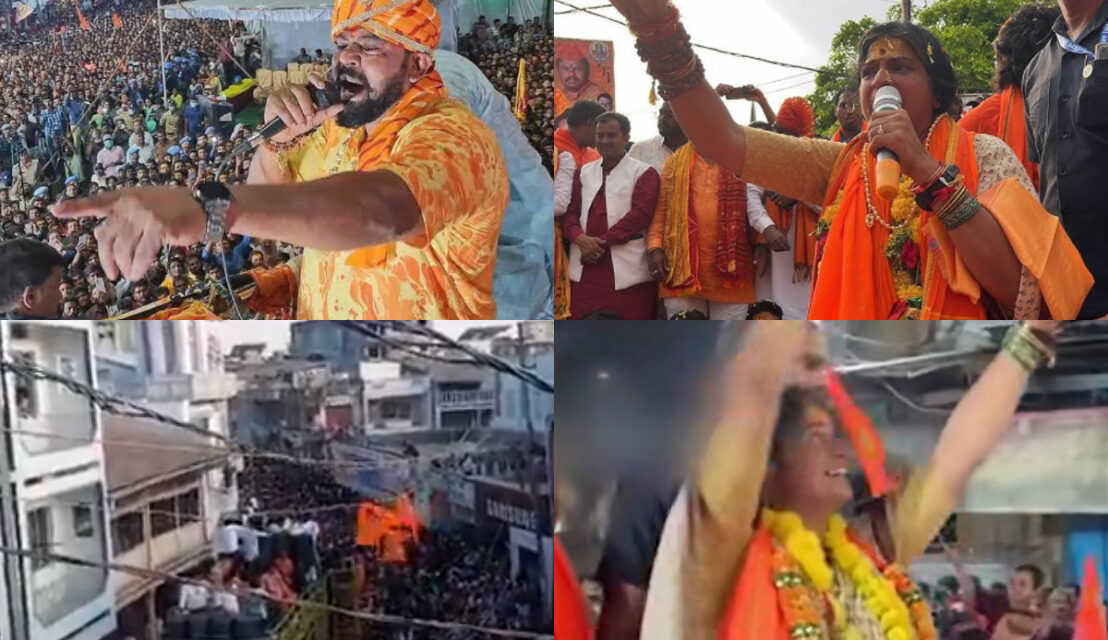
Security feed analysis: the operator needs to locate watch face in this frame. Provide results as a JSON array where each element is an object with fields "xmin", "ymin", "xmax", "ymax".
[{"xmin": 196, "ymin": 181, "xmax": 231, "ymax": 201}]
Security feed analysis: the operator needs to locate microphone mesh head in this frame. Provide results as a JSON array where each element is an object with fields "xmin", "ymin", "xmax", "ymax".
[{"xmin": 873, "ymin": 85, "xmax": 902, "ymax": 112}]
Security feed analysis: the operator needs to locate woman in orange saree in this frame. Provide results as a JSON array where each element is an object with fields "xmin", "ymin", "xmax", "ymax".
[{"xmin": 607, "ymin": 0, "xmax": 1092, "ymax": 320}]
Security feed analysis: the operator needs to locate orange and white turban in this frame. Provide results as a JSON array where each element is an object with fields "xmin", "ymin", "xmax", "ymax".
[{"xmin": 331, "ymin": 0, "xmax": 442, "ymax": 54}]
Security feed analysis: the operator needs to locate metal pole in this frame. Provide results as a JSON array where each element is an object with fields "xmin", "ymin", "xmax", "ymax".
[
  {"xmin": 901, "ymin": 0, "xmax": 912, "ymax": 23},
  {"xmin": 157, "ymin": 0, "xmax": 168, "ymax": 108},
  {"xmin": 0, "ymin": 326, "xmax": 30, "ymax": 640},
  {"xmin": 516, "ymin": 322, "xmax": 545, "ymax": 632}
]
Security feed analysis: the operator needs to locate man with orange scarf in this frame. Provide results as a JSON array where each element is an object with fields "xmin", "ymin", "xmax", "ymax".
[
  {"xmin": 646, "ymin": 139, "xmax": 756, "ymax": 319},
  {"xmin": 604, "ymin": 0, "xmax": 1092, "ymax": 320},
  {"xmin": 634, "ymin": 321, "xmax": 1060, "ymax": 640},
  {"xmin": 746, "ymin": 97, "xmax": 822, "ymax": 320},
  {"xmin": 959, "ymin": 3, "xmax": 1059, "ymax": 192},
  {"xmin": 54, "ymin": 0, "xmax": 509, "ymax": 320},
  {"xmin": 554, "ymin": 100, "xmax": 605, "ymax": 319}
]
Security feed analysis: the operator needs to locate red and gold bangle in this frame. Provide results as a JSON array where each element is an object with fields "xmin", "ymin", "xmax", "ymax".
[
  {"xmin": 628, "ymin": 1, "xmax": 680, "ymax": 41},
  {"xmin": 910, "ymin": 162, "xmax": 948, "ymax": 194},
  {"xmin": 261, "ymin": 133, "xmax": 307, "ymax": 154}
]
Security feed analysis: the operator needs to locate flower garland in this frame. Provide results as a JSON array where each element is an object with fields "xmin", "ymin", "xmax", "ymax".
[
  {"xmin": 812, "ymin": 118, "xmax": 948, "ymax": 319},
  {"xmin": 763, "ymin": 509, "xmax": 936, "ymax": 640}
]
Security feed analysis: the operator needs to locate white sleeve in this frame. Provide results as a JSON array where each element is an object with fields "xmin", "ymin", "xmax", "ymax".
[
  {"xmin": 554, "ymin": 152, "xmax": 577, "ymax": 217},
  {"xmin": 746, "ymin": 183, "xmax": 774, "ymax": 234}
]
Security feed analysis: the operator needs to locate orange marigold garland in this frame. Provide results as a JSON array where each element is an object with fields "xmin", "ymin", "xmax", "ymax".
[
  {"xmin": 772, "ymin": 544, "xmax": 826, "ymax": 639},
  {"xmin": 885, "ymin": 564, "xmax": 938, "ymax": 640}
]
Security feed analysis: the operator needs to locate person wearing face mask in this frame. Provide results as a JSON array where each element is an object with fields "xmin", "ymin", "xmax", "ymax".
[
  {"xmin": 183, "ymin": 97, "xmax": 206, "ymax": 138},
  {"xmin": 608, "ymin": 0, "xmax": 1092, "ymax": 320},
  {"xmin": 96, "ymin": 135, "xmax": 124, "ymax": 178}
]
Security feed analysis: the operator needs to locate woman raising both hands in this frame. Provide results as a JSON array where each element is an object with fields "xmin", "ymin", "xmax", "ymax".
[{"xmin": 607, "ymin": 0, "xmax": 1093, "ymax": 320}]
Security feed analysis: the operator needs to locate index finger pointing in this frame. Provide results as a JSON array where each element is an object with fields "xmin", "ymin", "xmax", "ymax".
[{"xmin": 52, "ymin": 192, "xmax": 122, "ymax": 219}]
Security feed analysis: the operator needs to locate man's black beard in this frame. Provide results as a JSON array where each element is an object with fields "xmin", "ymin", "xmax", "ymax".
[{"xmin": 335, "ymin": 72, "xmax": 410, "ymax": 129}]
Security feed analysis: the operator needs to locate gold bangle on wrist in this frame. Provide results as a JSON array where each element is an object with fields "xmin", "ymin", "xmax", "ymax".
[{"xmin": 1001, "ymin": 323, "xmax": 1056, "ymax": 371}]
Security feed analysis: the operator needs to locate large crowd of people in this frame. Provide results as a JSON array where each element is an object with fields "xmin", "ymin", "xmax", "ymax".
[
  {"xmin": 233, "ymin": 457, "xmax": 545, "ymax": 639},
  {"xmin": 0, "ymin": 0, "xmax": 554, "ymax": 320},
  {"xmin": 554, "ymin": 0, "xmax": 1106, "ymax": 321},
  {"xmin": 458, "ymin": 15, "xmax": 556, "ymax": 173},
  {"xmin": 0, "ymin": 0, "xmax": 289, "ymax": 319}
]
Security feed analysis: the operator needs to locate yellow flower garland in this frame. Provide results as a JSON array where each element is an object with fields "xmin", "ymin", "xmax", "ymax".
[{"xmin": 763, "ymin": 509, "xmax": 933, "ymax": 640}]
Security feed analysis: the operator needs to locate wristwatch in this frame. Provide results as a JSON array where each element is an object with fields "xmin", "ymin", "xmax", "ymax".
[
  {"xmin": 192, "ymin": 181, "xmax": 232, "ymax": 244},
  {"xmin": 913, "ymin": 164, "xmax": 961, "ymax": 212}
]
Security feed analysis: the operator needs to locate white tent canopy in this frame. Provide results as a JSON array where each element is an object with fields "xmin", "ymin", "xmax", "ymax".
[{"xmin": 161, "ymin": 0, "xmax": 546, "ymax": 68}]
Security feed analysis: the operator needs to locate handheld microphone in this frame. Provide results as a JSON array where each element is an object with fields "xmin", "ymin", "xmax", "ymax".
[
  {"xmin": 872, "ymin": 85, "xmax": 902, "ymax": 201},
  {"xmin": 231, "ymin": 81, "xmax": 341, "ymax": 156}
]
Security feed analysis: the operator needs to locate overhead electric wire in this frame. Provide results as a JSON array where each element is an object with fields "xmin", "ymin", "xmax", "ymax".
[
  {"xmin": 552, "ymin": 0, "xmax": 847, "ymax": 77},
  {"xmin": 0, "ymin": 546, "xmax": 553, "ymax": 639}
]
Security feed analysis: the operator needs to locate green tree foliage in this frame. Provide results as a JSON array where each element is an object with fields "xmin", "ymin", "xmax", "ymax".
[
  {"xmin": 808, "ymin": 17, "xmax": 876, "ymax": 137},
  {"xmin": 806, "ymin": 0, "xmax": 1028, "ymax": 136}
]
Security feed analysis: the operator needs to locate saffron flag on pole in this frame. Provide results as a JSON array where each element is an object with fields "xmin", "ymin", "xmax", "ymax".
[
  {"xmin": 76, "ymin": 2, "xmax": 91, "ymax": 31},
  {"xmin": 1076, "ymin": 555, "xmax": 1107, "ymax": 640},
  {"xmin": 513, "ymin": 58, "xmax": 527, "ymax": 123},
  {"xmin": 112, "ymin": 12, "xmax": 123, "ymax": 29},
  {"xmin": 826, "ymin": 369, "xmax": 889, "ymax": 498}
]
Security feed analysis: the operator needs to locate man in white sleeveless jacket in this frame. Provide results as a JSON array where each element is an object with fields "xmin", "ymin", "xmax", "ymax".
[{"xmin": 561, "ymin": 111, "xmax": 659, "ymax": 319}]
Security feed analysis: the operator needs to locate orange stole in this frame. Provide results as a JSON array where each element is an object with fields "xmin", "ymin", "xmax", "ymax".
[
  {"xmin": 997, "ymin": 86, "xmax": 1038, "ymax": 191},
  {"xmin": 719, "ymin": 524, "xmax": 907, "ymax": 640},
  {"xmin": 754, "ymin": 198, "xmax": 818, "ymax": 268},
  {"xmin": 246, "ymin": 264, "xmax": 298, "ymax": 316},
  {"xmin": 343, "ymin": 71, "xmax": 449, "ymax": 269},
  {"xmin": 553, "ymin": 129, "xmax": 599, "ymax": 319},
  {"xmin": 809, "ymin": 116, "xmax": 986, "ymax": 319},
  {"xmin": 148, "ymin": 300, "xmax": 221, "ymax": 320}
]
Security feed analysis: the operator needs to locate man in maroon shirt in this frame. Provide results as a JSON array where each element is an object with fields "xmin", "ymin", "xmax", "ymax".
[{"xmin": 562, "ymin": 112, "xmax": 660, "ymax": 319}]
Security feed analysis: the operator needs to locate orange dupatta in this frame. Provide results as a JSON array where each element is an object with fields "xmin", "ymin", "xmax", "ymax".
[
  {"xmin": 997, "ymin": 86, "xmax": 1038, "ymax": 191},
  {"xmin": 755, "ymin": 198, "xmax": 819, "ymax": 268},
  {"xmin": 810, "ymin": 116, "xmax": 994, "ymax": 319},
  {"xmin": 810, "ymin": 115, "xmax": 1090, "ymax": 320},
  {"xmin": 341, "ymin": 71, "xmax": 449, "ymax": 270},
  {"xmin": 553, "ymin": 129, "xmax": 600, "ymax": 318}
]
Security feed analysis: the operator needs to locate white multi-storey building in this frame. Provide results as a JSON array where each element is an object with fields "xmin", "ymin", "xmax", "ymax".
[
  {"xmin": 93, "ymin": 321, "xmax": 240, "ymax": 639},
  {"xmin": 0, "ymin": 320, "xmax": 116, "ymax": 640}
]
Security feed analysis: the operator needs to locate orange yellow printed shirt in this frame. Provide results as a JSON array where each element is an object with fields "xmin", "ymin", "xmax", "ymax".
[{"xmin": 282, "ymin": 99, "xmax": 508, "ymax": 319}]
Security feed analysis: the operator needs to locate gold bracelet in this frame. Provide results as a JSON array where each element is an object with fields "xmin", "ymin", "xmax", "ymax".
[{"xmin": 1001, "ymin": 323, "xmax": 1056, "ymax": 371}]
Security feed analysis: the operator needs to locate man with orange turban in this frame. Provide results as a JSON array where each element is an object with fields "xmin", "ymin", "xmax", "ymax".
[
  {"xmin": 555, "ymin": 40, "xmax": 608, "ymax": 116},
  {"xmin": 54, "ymin": 0, "xmax": 509, "ymax": 320},
  {"xmin": 746, "ymin": 96, "xmax": 822, "ymax": 319}
]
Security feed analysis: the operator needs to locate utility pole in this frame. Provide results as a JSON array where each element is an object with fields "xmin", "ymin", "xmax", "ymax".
[
  {"xmin": 0, "ymin": 327, "xmax": 29, "ymax": 640},
  {"xmin": 516, "ymin": 322, "xmax": 546, "ymax": 632},
  {"xmin": 901, "ymin": 0, "xmax": 912, "ymax": 23}
]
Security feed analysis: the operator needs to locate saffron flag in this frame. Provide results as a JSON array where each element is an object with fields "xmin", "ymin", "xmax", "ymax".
[
  {"xmin": 514, "ymin": 58, "xmax": 527, "ymax": 123},
  {"xmin": 554, "ymin": 537, "xmax": 592, "ymax": 639},
  {"xmin": 112, "ymin": 12, "xmax": 123, "ymax": 29},
  {"xmin": 1076, "ymin": 555, "xmax": 1108, "ymax": 640},
  {"xmin": 76, "ymin": 3, "xmax": 91, "ymax": 31},
  {"xmin": 395, "ymin": 492, "xmax": 422, "ymax": 538},
  {"xmin": 826, "ymin": 369, "xmax": 889, "ymax": 497}
]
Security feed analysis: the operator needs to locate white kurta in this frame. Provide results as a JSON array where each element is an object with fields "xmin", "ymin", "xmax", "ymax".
[{"xmin": 747, "ymin": 183, "xmax": 816, "ymax": 320}]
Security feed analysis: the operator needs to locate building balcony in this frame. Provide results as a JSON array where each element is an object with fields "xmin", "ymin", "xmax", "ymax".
[
  {"xmin": 114, "ymin": 521, "xmax": 209, "ymax": 607},
  {"xmin": 363, "ymin": 375, "xmax": 430, "ymax": 400},
  {"xmin": 141, "ymin": 372, "xmax": 240, "ymax": 403},
  {"xmin": 438, "ymin": 389, "xmax": 496, "ymax": 410}
]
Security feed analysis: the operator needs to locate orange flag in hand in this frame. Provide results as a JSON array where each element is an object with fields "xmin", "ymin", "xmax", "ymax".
[
  {"xmin": 76, "ymin": 3, "xmax": 90, "ymax": 31},
  {"xmin": 1076, "ymin": 555, "xmax": 1108, "ymax": 640},
  {"xmin": 554, "ymin": 537, "xmax": 592, "ymax": 639},
  {"xmin": 826, "ymin": 369, "xmax": 889, "ymax": 497},
  {"xmin": 112, "ymin": 11, "xmax": 122, "ymax": 29}
]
